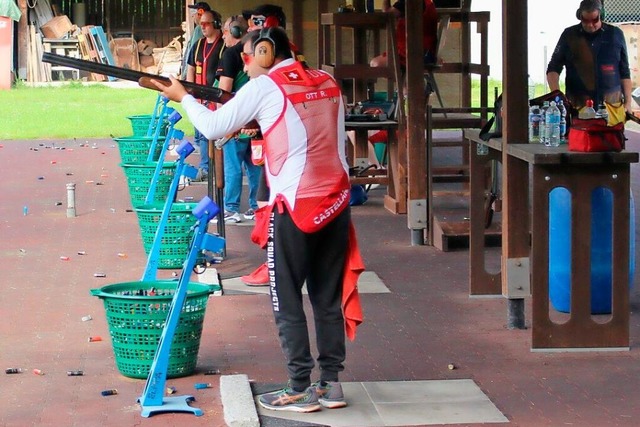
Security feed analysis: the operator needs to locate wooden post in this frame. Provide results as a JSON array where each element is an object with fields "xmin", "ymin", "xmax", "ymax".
[
  {"xmin": 17, "ymin": 0, "xmax": 28, "ymax": 79},
  {"xmin": 501, "ymin": 0, "xmax": 530, "ymax": 329},
  {"xmin": 405, "ymin": 0, "xmax": 427, "ymax": 244},
  {"xmin": 291, "ymin": 0, "xmax": 303, "ymax": 61}
]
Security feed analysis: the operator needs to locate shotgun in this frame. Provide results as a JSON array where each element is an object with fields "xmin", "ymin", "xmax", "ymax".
[
  {"xmin": 626, "ymin": 111, "xmax": 640, "ymax": 125},
  {"xmin": 41, "ymin": 52, "xmax": 234, "ymax": 104}
]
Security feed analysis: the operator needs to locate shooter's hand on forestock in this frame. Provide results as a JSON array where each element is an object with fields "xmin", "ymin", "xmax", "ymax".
[{"xmin": 150, "ymin": 75, "xmax": 188, "ymax": 103}]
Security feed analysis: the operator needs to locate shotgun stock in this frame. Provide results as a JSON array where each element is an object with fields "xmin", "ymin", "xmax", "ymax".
[{"xmin": 42, "ymin": 52, "xmax": 233, "ymax": 104}]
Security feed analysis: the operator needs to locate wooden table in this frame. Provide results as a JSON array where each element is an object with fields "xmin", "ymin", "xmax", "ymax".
[
  {"xmin": 346, "ymin": 120, "xmax": 407, "ymax": 213},
  {"xmin": 466, "ymin": 128, "xmax": 638, "ymax": 350}
]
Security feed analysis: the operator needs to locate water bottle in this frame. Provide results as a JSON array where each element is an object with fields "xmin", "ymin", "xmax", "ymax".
[
  {"xmin": 545, "ymin": 101, "xmax": 561, "ymax": 147},
  {"xmin": 596, "ymin": 103, "xmax": 608, "ymax": 121},
  {"xmin": 557, "ymin": 99, "xmax": 567, "ymax": 144},
  {"xmin": 579, "ymin": 99, "xmax": 597, "ymax": 119},
  {"xmin": 528, "ymin": 104, "xmax": 542, "ymax": 143},
  {"xmin": 540, "ymin": 101, "xmax": 550, "ymax": 145}
]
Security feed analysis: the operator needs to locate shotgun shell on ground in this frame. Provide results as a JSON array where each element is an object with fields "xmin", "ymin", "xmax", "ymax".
[{"xmin": 194, "ymin": 383, "xmax": 211, "ymax": 389}]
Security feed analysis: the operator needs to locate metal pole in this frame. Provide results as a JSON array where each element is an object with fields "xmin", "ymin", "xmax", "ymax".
[
  {"xmin": 507, "ymin": 298, "xmax": 526, "ymax": 329},
  {"xmin": 543, "ymin": 44, "xmax": 548, "ymax": 93},
  {"xmin": 411, "ymin": 229, "xmax": 424, "ymax": 246},
  {"xmin": 66, "ymin": 183, "xmax": 76, "ymax": 218}
]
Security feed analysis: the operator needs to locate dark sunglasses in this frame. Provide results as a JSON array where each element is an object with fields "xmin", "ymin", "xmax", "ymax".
[
  {"xmin": 581, "ymin": 16, "xmax": 601, "ymax": 25},
  {"xmin": 252, "ymin": 17, "xmax": 266, "ymax": 26}
]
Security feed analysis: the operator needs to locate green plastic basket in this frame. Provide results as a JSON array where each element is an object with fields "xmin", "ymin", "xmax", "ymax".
[
  {"xmin": 134, "ymin": 203, "xmax": 197, "ymax": 269},
  {"xmin": 90, "ymin": 280, "xmax": 219, "ymax": 379},
  {"xmin": 120, "ymin": 162, "xmax": 176, "ymax": 207},
  {"xmin": 114, "ymin": 135, "xmax": 166, "ymax": 164},
  {"xmin": 126, "ymin": 114, "xmax": 169, "ymax": 137}
]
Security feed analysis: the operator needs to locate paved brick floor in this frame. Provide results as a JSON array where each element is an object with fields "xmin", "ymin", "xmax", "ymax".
[{"xmin": 1, "ymin": 134, "xmax": 640, "ymax": 427}]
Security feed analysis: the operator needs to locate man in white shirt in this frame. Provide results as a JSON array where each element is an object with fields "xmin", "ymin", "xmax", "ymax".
[{"xmin": 152, "ymin": 27, "xmax": 358, "ymax": 414}]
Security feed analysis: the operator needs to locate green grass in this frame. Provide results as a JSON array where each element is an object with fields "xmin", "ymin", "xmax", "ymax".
[
  {"xmin": 0, "ymin": 82, "xmax": 193, "ymax": 140},
  {"xmin": 1, "ymin": 78, "xmax": 552, "ymax": 139},
  {"xmin": 471, "ymin": 78, "xmax": 562, "ymax": 107}
]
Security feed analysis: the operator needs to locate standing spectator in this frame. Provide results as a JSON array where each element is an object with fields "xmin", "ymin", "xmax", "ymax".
[
  {"xmin": 186, "ymin": 9, "xmax": 225, "ymax": 181},
  {"xmin": 243, "ymin": 4, "xmax": 287, "ymax": 33},
  {"xmin": 546, "ymin": 0, "xmax": 632, "ymax": 115},
  {"xmin": 151, "ymin": 27, "xmax": 363, "ymax": 413},
  {"xmin": 214, "ymin": 15, "xmax": 261, "ymax": 223},
  {"xmin": 181, "ymin": 2, "xmax": 211, "ymax": 79},
  {"xmin": 370, "ymin": 0, "xmax": 438, "ymax": 69}
]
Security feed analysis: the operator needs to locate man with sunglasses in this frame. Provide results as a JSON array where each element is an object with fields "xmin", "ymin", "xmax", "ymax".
[
  {"xmin": 546, "ymin": 0, "xmax": 632, "ymax": 115},
  {"xmin": 243, "ymin": 4, "xmax": 286, "ymax": 32},
  {"xmin": 181, "ymin": 2, "xmax": 211, "ymax": 79},
  {"xmin": 212, "ymin": 15, "xmax": 261, "ymax": 224},
  {"xmin": 152, "ymin": 27, "xmax": 363, "ymax": 413},
  {"xmin": 186, "ymin": 9, "xmax": 225, "ymax": 181}
]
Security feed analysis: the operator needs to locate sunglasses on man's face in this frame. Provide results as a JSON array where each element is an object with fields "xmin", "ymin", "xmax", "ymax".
[
  {"xmin": 581, "ymin": 15, "xmax": 601, "ymax": 25},
  {"xmin": 252, "ymin": 17, "xmax": 266, "ymax": 27},
  {"xmin": 200, "ymin": 21, "xmax": 213, "ymax": 28},
  {"xmin": 241, "ymin": 51, "xmax": 254, "ymax": 65}
]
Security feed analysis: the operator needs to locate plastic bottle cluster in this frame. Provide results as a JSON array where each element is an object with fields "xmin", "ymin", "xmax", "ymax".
[{"xmin": 529, "ymin": 96, "xmax": 567, "ymax": 147}]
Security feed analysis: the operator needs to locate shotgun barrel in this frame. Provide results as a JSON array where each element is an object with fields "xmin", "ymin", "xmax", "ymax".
[{"xmin": 41, "ymin": 52, "xmax": 233, "ymax": 104}]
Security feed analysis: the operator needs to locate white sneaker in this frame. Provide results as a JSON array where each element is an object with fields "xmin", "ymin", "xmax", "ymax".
[
  {"xmin": 225, "ymin": 211, "xmax": 242, "ymax": 223},
  {"xmin": 211, "ymin": 211, "xmax": 242, "ymax": 224}
]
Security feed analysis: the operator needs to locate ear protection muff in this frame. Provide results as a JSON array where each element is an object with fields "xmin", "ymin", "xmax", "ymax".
[
  {"xmin": 229, "ymin": 22, "xmax": 243, "ymax": 38},
  {"xmin": 211, "ymin": 10, "xmax": 222, "ymax": 29},
  {"xmin": 253, "ymin": 28, "xmax": 276, "ymax": 68},
  {"xmin": 230, "ymin": 24, "xmax": 242, "ymax": 38},
  {"xmin": 576, "ymin": 0, "xmax": 605, "ymax": 20}
]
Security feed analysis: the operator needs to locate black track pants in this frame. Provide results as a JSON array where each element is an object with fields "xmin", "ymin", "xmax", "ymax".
[{"xmin": 267, "ymin": 206, "xmax": 350, "ymax": 390}]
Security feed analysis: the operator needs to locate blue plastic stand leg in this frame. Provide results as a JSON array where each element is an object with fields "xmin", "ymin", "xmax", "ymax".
[
  {"xmin": 146, "ymin": 102, "xmax": 174, "ymax": 162},
  {"xmin": 139, "ymin": 396, "xmax": 203, "ymax": 418},
  {"xmin": 147, "ymin": 95, "xmax": 166, "ymax": 137},
  {"xmin": 145, "ymin": 112, "xmax": 183, "ymax": 204},
  {"xmin": 139, "ymin": 197, "xmax": 222, "ymax": 417},
  {"xmin": 141, "ymin": 141, "xmax": 195, "ymax": 282}
]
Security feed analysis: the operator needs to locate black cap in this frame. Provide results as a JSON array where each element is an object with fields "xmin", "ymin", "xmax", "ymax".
[
  {"xmin": 188, "ymin": 2, "xmax": 211, "ymax": 11},
  {"xmin": 242, "ymin": 4, "xmax": 286, "ymax": 28}
]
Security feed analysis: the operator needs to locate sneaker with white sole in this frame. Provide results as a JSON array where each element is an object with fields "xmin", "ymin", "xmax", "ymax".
[
  {"xmin": 210, "ymin": 211, "xmax": 242, "ymax": 224},
  {"xmin": 314, "ymin": 381, "xmax": 347, "ymax": 408},
  {"xmin": 224, "ymin": 211, "xmax": 242, "ymax": 223},
  {"xmin": 243, "ymin": 208, "xmax": 256, "ymax": 220},
  {"xmin": 258, "ymin": 385, "xmax": 321, "ymax": 413}
]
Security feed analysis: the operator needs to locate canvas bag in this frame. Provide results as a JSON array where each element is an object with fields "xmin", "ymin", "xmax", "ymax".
[
  {"xmin": 568, "ymin": 118, "xmax": 625, "ymax": 152},
  {"xmin": 479, "ymin": 93, "xmax": 502, "ymax": 141}
]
